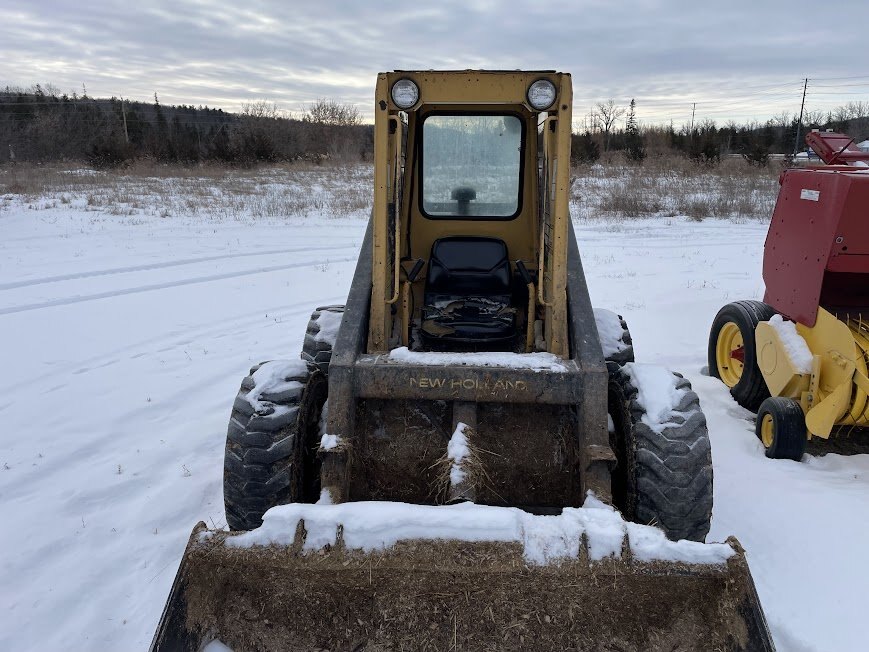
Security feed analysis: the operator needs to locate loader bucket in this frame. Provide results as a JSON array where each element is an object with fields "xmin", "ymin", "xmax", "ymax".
[{"xmin": 151, "ymin": 502, "xmax": 774, "ymax": 652}]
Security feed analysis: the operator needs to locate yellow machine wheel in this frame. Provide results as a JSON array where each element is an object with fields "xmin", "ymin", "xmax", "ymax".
[
  {"xmin": 715, "ymin": 322, "xmax": 744, "ymax": 387},
  {"xmin": 756, "ymin": 397, "xmax": 807, "ymax": 461},
  {"xmin": 708, "ymin": 301, "xmax": 777, "ymax": 411}
]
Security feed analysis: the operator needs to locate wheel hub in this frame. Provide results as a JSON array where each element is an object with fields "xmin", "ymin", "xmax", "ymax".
[
  {"xmin": 716, "ymin": 322, "xmax": 745, "ymax": 388},
  {"xmin": 760, "ymin": 413, "xmax": 774, "ymax": 448}
]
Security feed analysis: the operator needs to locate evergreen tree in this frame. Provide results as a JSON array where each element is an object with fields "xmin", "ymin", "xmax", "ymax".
[
  {"xmin": 625, "ymin": 99, "xmax": 646, "ymax": 162},
  {"xmin": 571, "ymin": 131, "xmax": 600, "ymax": 164}
]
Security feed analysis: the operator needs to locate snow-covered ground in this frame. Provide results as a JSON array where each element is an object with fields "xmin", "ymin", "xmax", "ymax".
[{"xmin": 1, "ymin": 171, "xmax": 868, "ymax": 652}]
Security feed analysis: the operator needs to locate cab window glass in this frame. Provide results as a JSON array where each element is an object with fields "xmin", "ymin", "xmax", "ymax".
[{"xmin": 422, "ymin": 115, "xmax": 522, "ymax": 218}]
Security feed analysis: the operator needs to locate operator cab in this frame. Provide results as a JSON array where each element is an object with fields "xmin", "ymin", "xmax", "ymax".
[
  {"xmin": 368, "ymin": 71, "xmax": 571, "ymax": 357},
  {"xmin": 413, "ymin": 113, "xmax": 527, "ymax": 350}
]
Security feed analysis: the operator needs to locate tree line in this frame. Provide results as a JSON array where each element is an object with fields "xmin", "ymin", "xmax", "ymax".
[
  {"xmin": 3, "ymin": 85, "xmax": 868, "ymax": 168},
  {"xmin": 572, "ymin": 98, "xmax": 869, "ymax": 166},
  {"xmin": 1, "ymin": 86, "xmax": 372, "ymax": 167}
]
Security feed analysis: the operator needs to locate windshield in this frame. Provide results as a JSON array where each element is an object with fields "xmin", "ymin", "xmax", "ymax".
[{"xmin": 421, "ymin": 114, "xmax": 522, "ymax": 218}]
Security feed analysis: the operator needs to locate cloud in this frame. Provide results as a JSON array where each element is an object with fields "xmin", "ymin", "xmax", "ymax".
[{"xmin": 1, "ymin": 0, "xmax": 866, "ymax": 125}]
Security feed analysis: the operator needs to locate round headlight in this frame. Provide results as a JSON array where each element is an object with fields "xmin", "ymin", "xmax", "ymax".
[
  {"xmin": 391, "ymin": 79, "xmax": 419, "ymax": 109},
  {"xmin": 527, "ymin": 79, "xmax": 557, "ymax": 110}
]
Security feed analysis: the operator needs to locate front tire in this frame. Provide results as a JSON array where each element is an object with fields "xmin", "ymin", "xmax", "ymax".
[
  {"xmin": 709, "ymin": 300, "xmax": 776, "ymax": 411},
  {"xmin": 594, "ymin": 308, "xmax": 635, "ymax": 371},
  {"xmin": 608, "ymin": 364, "xmax": 713, "ymax": 542},
  {"xmin": 756, "ymin": 397, "xmax": 807, "ymax": 461},
  {"xmin": 302, "ymin": 305, "xmax": 345, "ymax": 377},
  {"xmin": 223, "ymin": 360, "xmax": 327, "ymax": 531}
]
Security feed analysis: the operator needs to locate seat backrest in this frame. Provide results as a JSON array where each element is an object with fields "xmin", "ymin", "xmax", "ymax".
[{"xmin": 425, "ymin": 237, "xmax": 511, "ymax": 298}]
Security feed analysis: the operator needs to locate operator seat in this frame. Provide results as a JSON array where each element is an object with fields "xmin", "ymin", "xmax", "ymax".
[{"xmin": 420, "ymin": 236, "xmax": 517, "ymax": 349}]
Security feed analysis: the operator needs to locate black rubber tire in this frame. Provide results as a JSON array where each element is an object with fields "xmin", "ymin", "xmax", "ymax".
[
  {"xmin": 708, "ymin": 300, "xmax": 777, "ymax": 412},
  {"xmin": 302, "ymin": 305, "xmax": 345, "ymax": 377},
  {"xmin": 596, "ymin": 309, "xmax": 635, "ymax": 372},
  {"xmin": 608, "ymin": 366, "xmax": 713, "ymax": 542},
  {"xmin": 756, "ymin": 397, "xmax": 807, "ymax": 461},
  {"xmin": 223, "ymin": 361, "xmax": 327, "ymax": 531}
]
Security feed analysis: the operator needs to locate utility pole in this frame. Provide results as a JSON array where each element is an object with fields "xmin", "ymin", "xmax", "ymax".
[
  {"xmin": 121, "ymin": 97, "xmax": 129, "ymax": 144},
  {"xmin": 690, "ymin": 102, "xmax": 696, "ymax": 143},
  {"xmin": 793, "ymin": 78, "xmax": 808, "ymax": 157}
]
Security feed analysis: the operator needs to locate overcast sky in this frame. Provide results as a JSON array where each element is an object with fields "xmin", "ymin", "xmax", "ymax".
[{"xmin": 2, "ymin": 0, "xmax": 867, "ymax": 126}]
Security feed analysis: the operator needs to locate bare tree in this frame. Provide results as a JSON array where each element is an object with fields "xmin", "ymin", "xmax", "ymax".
[
  {"xmin": 803, "ymin": 109, "xmax": 826, "ymax": 128},
  {"xmin": 593, "ymin": 99, "xmax": 625, "ymax": 151},
  {"xmin": 303, "ymin": 98, "xmax": 361, "ymax": 126},
  {"xmin": 845, "ymin": 101, "xmax": 869, "ymax": 120},
  {"xmin": 241, "ymin": 100, "xmax": 285, "ymax": 120}
]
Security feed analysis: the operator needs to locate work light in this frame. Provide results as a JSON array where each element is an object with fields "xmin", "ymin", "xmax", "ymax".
[
  {"xmin": 527, "ymin": 79, "xmax": 557, "ymax": 110},
  {"xmin": 391, "ymin": 79, "xmax": 419, "ymax": 109}
]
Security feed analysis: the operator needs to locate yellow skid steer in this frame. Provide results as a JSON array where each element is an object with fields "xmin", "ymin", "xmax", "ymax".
[{"xmin": 152, "ymin": 71, "xmax": 773, "ymax": 651}]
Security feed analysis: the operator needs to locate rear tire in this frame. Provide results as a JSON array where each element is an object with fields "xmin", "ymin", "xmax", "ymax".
[
  {"xmin": 756, "ymin": 397, "xmax": 807, "ymax": 461},
  {"xmin": 223, "ymin": 361, "xmax": 327, "ymax": 531},
  {"xmin": 302, "ymin": 305, "xmax": 345, "ymax": 377},
  {"xmin": 708, "ymin": 300, "xmax": 776, "ymax": 411},
  {"xmin": 608, "ymin": 364, "xmax": 712, "ymax": 542}
]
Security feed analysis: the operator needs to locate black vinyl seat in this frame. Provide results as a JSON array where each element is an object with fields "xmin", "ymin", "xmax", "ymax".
[{"xmin": 420, "ymin": 236, "xmax": 517, "ymax": 348}]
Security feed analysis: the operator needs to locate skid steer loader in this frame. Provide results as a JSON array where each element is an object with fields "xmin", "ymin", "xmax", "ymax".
[
  {"xmin": 152, "ymin": 71, "xmax": 773, "ymax": 651},
  {"xmin": 710, "ymin": 130, "xmax": 869, "ymax": 461}
]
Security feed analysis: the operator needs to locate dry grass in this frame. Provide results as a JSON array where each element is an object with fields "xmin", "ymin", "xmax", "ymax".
[
  {"xmin": 572, "ymin": 153, "xmax": 782, "ymax": 221},
  {"xmin": 2, "ymin": 152, "xmax": 783, "ymax": 222},
  {"xmin": 0, "ymin": 161, "xmax": 372, "ymax": 220}
]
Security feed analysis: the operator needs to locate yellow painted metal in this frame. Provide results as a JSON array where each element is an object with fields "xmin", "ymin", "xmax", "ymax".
[
  {"xmin": 542, "ymin": 75, "xmax": 573, "ymax": 357},
  {"xmin": 715, "ymin": 322, "xmax": 744, "ymax": 388},
  {"xmin": 754, "ymin": 308, "xmax": 869, "ymax": 439},
  {"xmin": 806, "ymin": 381, "xmax": 852, "ymax": 438},
  {"xmin": 799, "ymin": 308, "xmax": 859, "ymax": 437},
  {"xmin": 400, "ymin": 280, "xmax": 411, "ymax": 347},
  {"xmin": 369, "ymin": 74, "xmax": 393, "ymax": 352},
  {"xmin": 755, "ymin": 321, "xmax": 811, "ymax": 398},
  {"xmin": 385, "ymin": 116, "xmax": 403, "ymax": 306},
  {"xmin": 844, "ymin": 317, "xmax": 869, "ymax": 424},
  {"xmin": 524, "ymin": 281, "xmax": 536, "ymax": 353},
  {"xmin": 367, "ymin": 70, "xmax": 573, "ymax": 356},
  {"xmin": 383, "ymin": 70, "xmax": 564, "ymax": 108},
  {"xmin": 760, "ymin": 413, "xmax": 774, "ymax": 448}
]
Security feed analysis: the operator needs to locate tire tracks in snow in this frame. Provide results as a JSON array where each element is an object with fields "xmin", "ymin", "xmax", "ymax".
[
  {"xmin": 0, "ymin": 244, "xmax": 357, "ymax": 291},
  {"xmin": 0, "ymin": 257, "xmax": 357, "ymax": 316},
  {"xmin": 0, "ymin": 298, "xmax": 345, "ymax": 396}
]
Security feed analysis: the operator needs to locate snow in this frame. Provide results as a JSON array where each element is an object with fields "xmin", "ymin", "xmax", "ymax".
[
  {"xmin": 1, "ymin": 168, "xmax": 867, "ymax": 651},
  {"xmin": 314, "ymin": 309, "xmax": 343, "ymax": 345},
  {"xmin": 388, "ymin": 346, "xmax": 568, "ymax": 371},
  {"xmin": 227, "ymin": 494, "xmax": 734, "ymax": 566},
  {"xmin": 593, "ymin": 307, "xmax": 628, "ymax": 357},
  {"xmin": 246, "ymin": 359, "xmax": 307, "ymax": 413},
  {"xmin": 447, "ymin": 422, "xmax": 470, "ymax": 486},
  {"xmin": 319, "ymin": 433, "xmax": 340, "ymax": 450},
  {"xmin": 201, "ymin": 640, "xmax": 234, "ymax": 652},
  {"xmin": 623, "ymin": 362, "xmax": 686, "ymax": 433},
  {"xmin": 767, "ymin": 314, "xmax": 814, "ymax": 373}
]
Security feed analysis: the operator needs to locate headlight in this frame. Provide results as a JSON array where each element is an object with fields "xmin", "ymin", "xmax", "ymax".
[
  {"xmin": 391, "ymin": 79, "xmax": 419, "ymax": 109},
  {"xmin": 527, "ymin": 79, "xmax": 557, "ymax": 110}
]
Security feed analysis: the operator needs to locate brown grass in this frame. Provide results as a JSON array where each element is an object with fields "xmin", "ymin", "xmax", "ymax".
[
  {"xmin": 2, "ymin": 152, "xmax": 782, "ymax": 222},
  {"xmin": 0, "ymin": 161, "xmax": 372, "ymax": 220},
  {"xmin": 572, "ymin": 152, "xmax": 782, "ymax": 221}
]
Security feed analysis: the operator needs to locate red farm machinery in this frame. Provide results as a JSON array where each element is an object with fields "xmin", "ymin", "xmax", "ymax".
[{"xmin": 710, "ymin": 130, "xmax": 869, "ymax": 459}]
